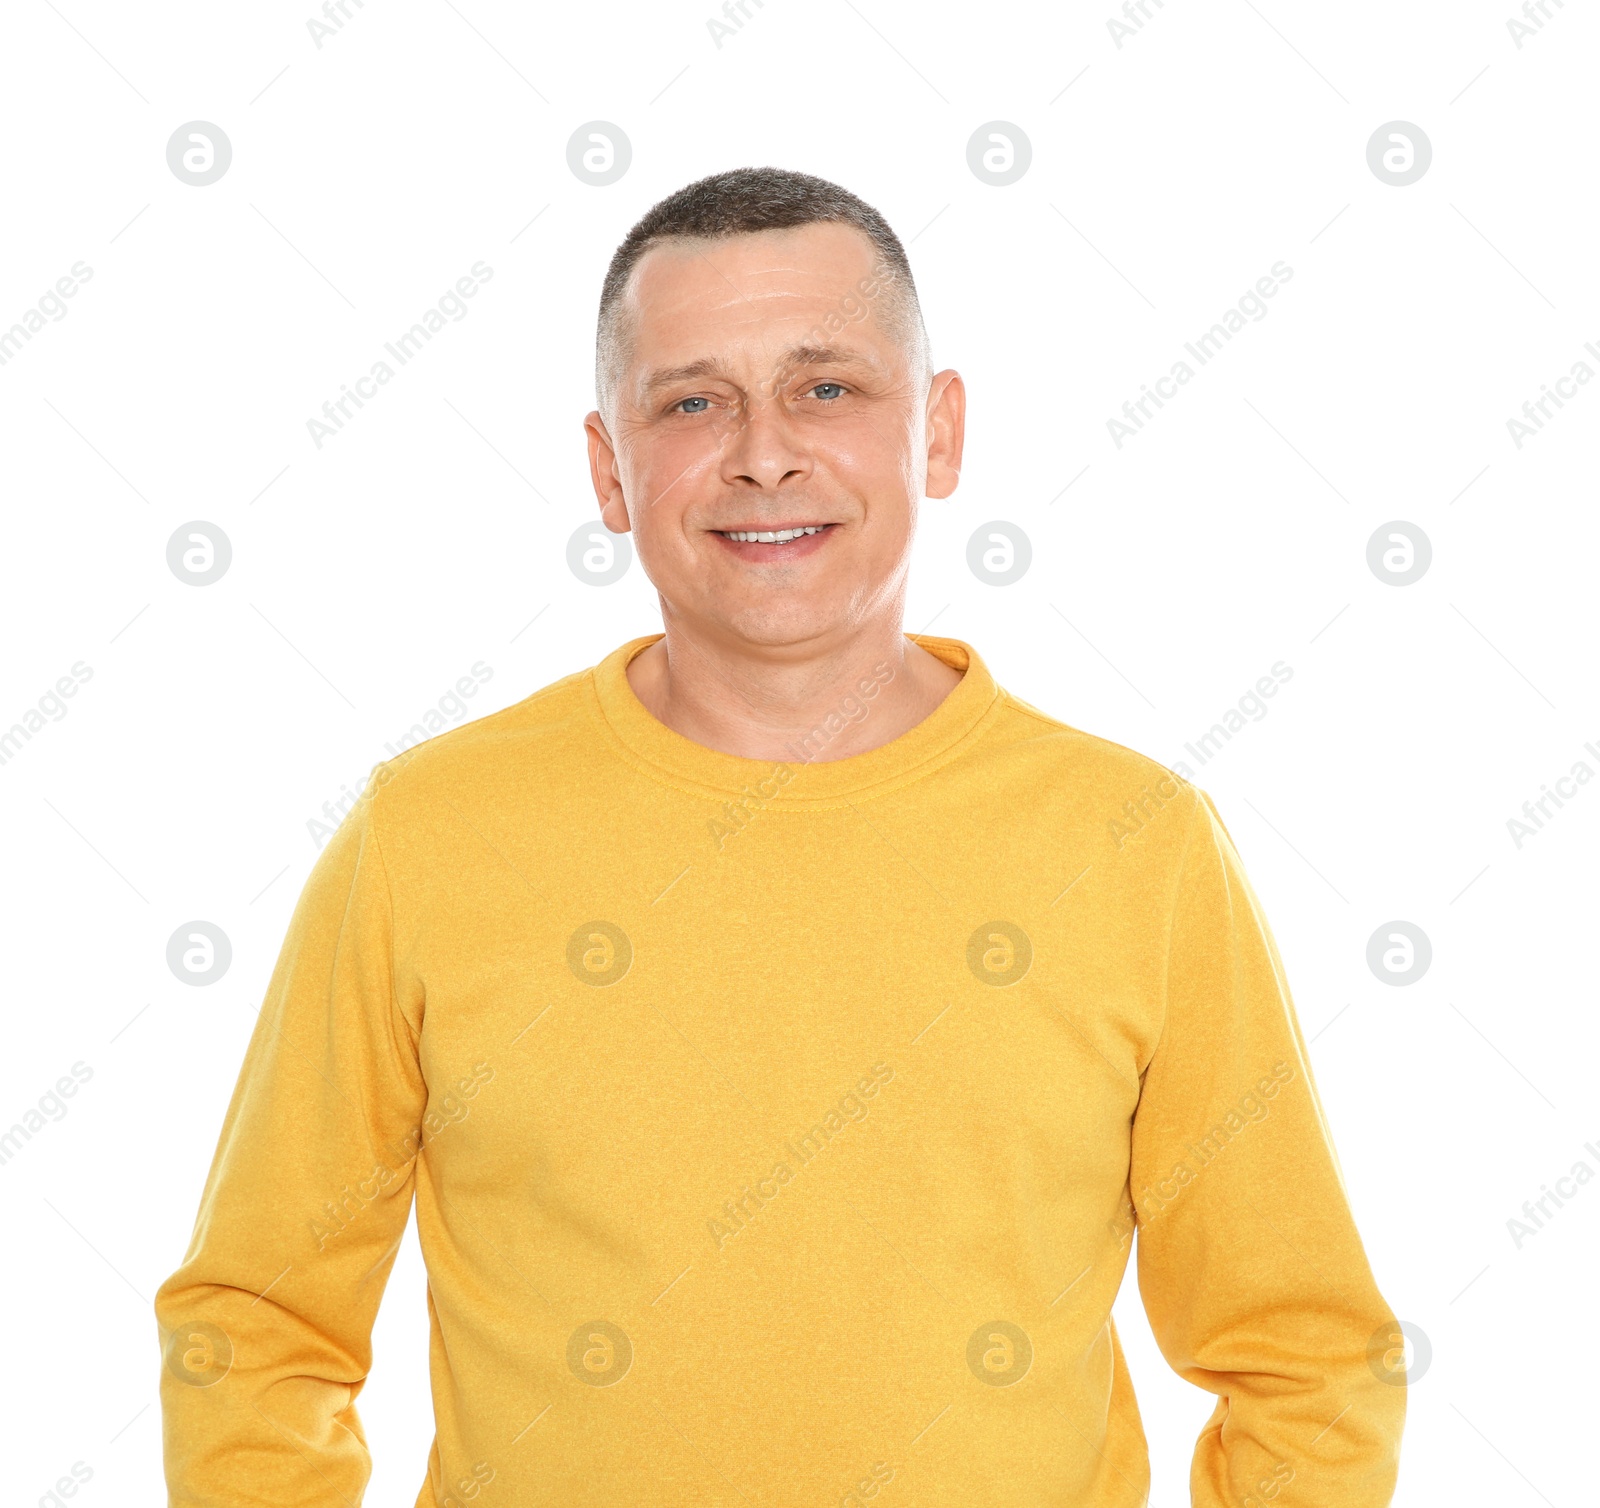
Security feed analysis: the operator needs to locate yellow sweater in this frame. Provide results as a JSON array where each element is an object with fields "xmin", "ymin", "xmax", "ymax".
[{"xmin": 155, "ymin": 632, "xmax": 1404, "ymax": 1507}]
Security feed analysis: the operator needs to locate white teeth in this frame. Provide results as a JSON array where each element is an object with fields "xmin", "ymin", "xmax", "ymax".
[{"xmin": 720, "ymin": 525, "xmax": 827, "ymax": 542}]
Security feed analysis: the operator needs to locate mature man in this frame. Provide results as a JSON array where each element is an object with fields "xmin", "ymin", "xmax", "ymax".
[{"xmin": 156, "ymin": 168, "xmax": 1405, "ymax": 1506}]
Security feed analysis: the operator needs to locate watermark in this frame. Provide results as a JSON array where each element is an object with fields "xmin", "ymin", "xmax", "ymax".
[
  {"xmin": 167, "ymin": 921, "xmax": 232, "ymax": 986},
  {"xmin": 1107, "ymin": 769, "xmax": 1185, "ymax": 851},
  {"xmin": 35, "ymin": 1461, "xmax": 94, "ymax": 1507},
  {"xmin": 1107, "ymin": 0, "xmax": 1175, "ymax": 50},
  {"xmin": 163, "ymin": 1320, "xmax": 233, "ymax": 1386},
  {"xmin": 706, "ymin": 0, "xmax": 771, "ymax": 49},
  {"xmin": 1106, "ymin": 261, "xmax": 1294, "ymax": 449},
  {"xmin": 707, "ymin": 764, "xmax": 794, "ymax": 852},
  {"xmin": 1366, "ymin": 521, "xmax": 1431, "ymax": 585},
  {"xmin": 307, "ymin": 740, "xmax": 434, "ymax": 849},
  {"xmin": 967, "ymin": 522, "xmax": 1031, "ymax": 585},
  {"xmin": 303, "ymin": 659, "xmax": 497, "ymax": 846},
  {"xmin": 0, "ymin": 260, "xmax": 94, "ymax": 368},
  {"xmin": 707, "ymin": 658, "xmax": 898, "ymax": 851},
  {"xmin": 1505, "ymin": 338, "xmax": 1599, "ymax": 449},
  {"xmin": 752, "ymin": 254, "xmax": 903, "ymax": 407},
  {"xmin": 307, "ymin": 0, "xmax": 374, "ymax": 49},
  {"xmin": 782, "ymin": 659, "xmax": 895, "ymax": 765},
  {"xmin": 1105, "ymin": 1187, "xmax": 1138, "ymax": 1258},
  {"xmin": 1240, "ymin": 1461, "xmax": 1295, "ymax": 1507},
  {"xmin": 567, "ymin": 521, "xmax": 633, "ymax": 585},
  {"xmin": 1505, "ymin": 1137, "xmax": 1600, "ymax": 1248},
  {"xmin": 1366, "ymin": 122, "xmax": 1431, "ymax": 186},
  {"xmin": 1135, "ymin": 1061, "xmax": 1295, "ymax": 1226},
  {"xmin": 566, "ymin": 921, "xmax": 632, "ymax": 985},
  {"xmin": 0, "ymin": 1061, "xmax": 93, "ymax": 1169},
  {"xmin": 382, "ymin": 661, "xmax": 495, "ymax": 756},
  {"xmin": 1366, "ymin": 921, "xmax": 1431, "ymax": 985},
  {"xmin": 1505, "ymin": 739, "xmax": 1599, "ymax": 849},
  {"xmin": 306, "ymin": 261, "xmax": 494, "ymax": 448},
  {"xmin": 1168, "ymin": 661, "xmax": 1293, "ymax": 781},
  {"xmin": 309, "ymin": 775, "xmax": 376, "ymax": 847},
  {"xmin": 167, "ymin": 521, "xmax": 232, "ymax": 586},
  {"xmin": 307, "ymin": 1060, "xmax": 493, "ymax": 1250},
  {"xmin": 1508, "ymin": 0, "xmax": 1574, "ymax": 49},
  {"xmin": 966, "ymin": 921, "xmax": 1032, "ymax": 986},
  {"xmin": 966, "ymin": 122, "xmax": 1031, "ymax": 186},
  {"xmin": 1366, "ymin": 1319, "xmax": 1431, "ymax": 1384},
  {"xmin": 567, "ymin": 1320, "xmax": 632, "ymax": 1384},
  {"xmin": 0, "ymin": 660, "xmax": 93, "ymax": 768},
  {"xmin": 966, "ymin": 1320, "xmax": 1032, "ymax": 1385},
  {"xmin": 837, "ymin": 1460, "xmax": 894, "ymax": 1507},
  {"xmin": 303, "ymin": 740, "xmax": 428, "ymax": 850},
  {"xmin": 566, "ymin": 123, "xmax": 630, "ymax": 186},
  {"xmin": 166, "ymin": 122, "xmax": 232, "ymax": 187},
  {"xmin": 440, "ymin": 1460, "xmax": 496, "ymax": 1508},
  {"xmin": 707, "ymin": 1062, "xmax": 894, "ymax": 1249}
]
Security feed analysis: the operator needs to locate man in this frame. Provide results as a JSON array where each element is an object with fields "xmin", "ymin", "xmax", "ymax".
[{"xmin": 156, "ymin": 167, "xmax": 1406, "ymax": 1506}]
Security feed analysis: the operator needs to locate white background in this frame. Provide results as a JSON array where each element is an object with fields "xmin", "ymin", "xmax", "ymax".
[{"xmin": 1, "ymin": 1, "xmax": 1595, "ymax": 1504}]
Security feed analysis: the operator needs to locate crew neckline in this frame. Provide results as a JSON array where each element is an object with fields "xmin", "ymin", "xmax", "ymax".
[{"xmin": 587, "ymin": 631, "xmax": 1004, "ymax": 805}]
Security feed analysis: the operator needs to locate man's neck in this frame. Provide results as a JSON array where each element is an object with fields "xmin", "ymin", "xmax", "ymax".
[{"xmin": 624, "ymin": 622, "xmax": 964, "ymax": 765}]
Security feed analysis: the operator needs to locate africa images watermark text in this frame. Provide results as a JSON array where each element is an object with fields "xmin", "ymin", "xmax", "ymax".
[{"xmin": 306, "ymin": 261, "xmax": 493, "ymax": 449}]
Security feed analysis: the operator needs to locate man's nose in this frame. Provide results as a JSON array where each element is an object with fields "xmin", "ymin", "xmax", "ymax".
[{"xmin": 718, "ymin": 394, "xmax": 813, "ymax": 489}]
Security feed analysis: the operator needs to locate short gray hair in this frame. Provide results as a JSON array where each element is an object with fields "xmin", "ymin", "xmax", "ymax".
[{"xmin": 595, "ymin": 166, "xmax": 929, "ymax": 413}]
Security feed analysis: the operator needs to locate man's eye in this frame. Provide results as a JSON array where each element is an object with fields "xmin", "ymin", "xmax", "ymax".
[
  {"xmin": 809, "ymin": 382, "xmax": 846, "ymax": 401},
  {"xmin": 676, "ymin": 396, "xmax": 710, "ymax": 414}
]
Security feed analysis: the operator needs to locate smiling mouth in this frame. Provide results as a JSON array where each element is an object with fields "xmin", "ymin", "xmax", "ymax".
[{"xmin": 712, "ymin": 523, "xmax": 835, "ymax": 543}]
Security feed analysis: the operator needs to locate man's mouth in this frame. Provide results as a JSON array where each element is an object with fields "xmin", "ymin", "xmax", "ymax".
[{"xmin": 712, "ymin": 523, "xmax": 834, "ymax": 543}]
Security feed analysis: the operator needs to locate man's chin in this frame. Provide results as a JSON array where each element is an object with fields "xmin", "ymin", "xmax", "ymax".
[{"xmin": 696, "ymin": 604, "xmax": 858, "ymax": 653}]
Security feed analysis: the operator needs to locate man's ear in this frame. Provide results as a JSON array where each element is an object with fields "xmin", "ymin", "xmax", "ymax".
[
  {"xmin": 584, "ymin": 410, "xmax": 631, "ymax": 532},
  {"xmin": 924, "ymin": 370, "xmax": 965, "ymax": 500}
]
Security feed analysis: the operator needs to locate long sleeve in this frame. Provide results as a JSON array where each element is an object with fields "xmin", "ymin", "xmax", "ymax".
[
  {"xmin": 1130, "ymin": 785, "xmax": 1405, "ymax": 1507},
  {"xmin": 154, "ymin": 765, "xmax": 427, "ymax": 1506}
]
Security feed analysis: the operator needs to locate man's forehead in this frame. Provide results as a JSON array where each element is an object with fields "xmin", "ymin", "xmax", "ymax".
[
  {"xmin": 620, "ymin": 226, "xmax": 885, "ymax": 343},
  {"xmin": 628, "ymin": 221, "xmax": 882, "ymax": 302}
]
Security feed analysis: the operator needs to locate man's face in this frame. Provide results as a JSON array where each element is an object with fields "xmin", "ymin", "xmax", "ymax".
[{"xmin": 585, "ymin": 222, "xmax": 964, "ymax": 650}]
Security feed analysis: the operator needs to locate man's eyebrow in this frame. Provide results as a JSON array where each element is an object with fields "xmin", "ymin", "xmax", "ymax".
[
  {"xmin": 778, "ymin": 344, "xmax": 879, "ymax": 371},
  {"xmin": 640, "ymin": 344, "xmax": 879, "ymax": 398},
  {"xmin": 641, "ymin": 356, "xmax": 726, "ymax": 395}
]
